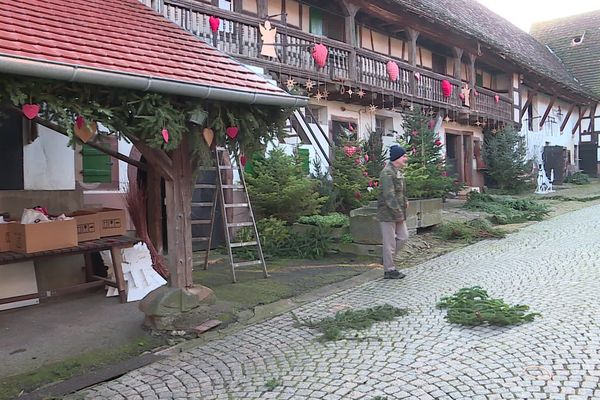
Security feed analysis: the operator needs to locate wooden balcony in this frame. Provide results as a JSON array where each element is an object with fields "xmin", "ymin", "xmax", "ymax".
[{"xmin": 160, "ymin": 0, "xmax": 513, "ymax": 124}]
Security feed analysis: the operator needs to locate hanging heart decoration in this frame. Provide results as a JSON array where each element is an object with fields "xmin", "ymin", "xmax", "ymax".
[
  {"xmin": 161, "ymin": 128, "xmax": 169, "ymax": 143},
  {"xmin": 459, "ymin": 93, "xmax": 465, "ymax": 100},
  {"xmin": 75, "ymin": 115, "xmax": 85, "ymax": 129},
  {"xmin": 364, "ymin": 154, "xmax": 369, "ymax": 162},
  {"xmin": 311, "ymin": 44, "xmax": 328, "ymax": 68},
  {"xmin": 209, "ymin": 16, "xmax": 220, "ymax": 32},
  {"xmin": 202, "ymin": 127, "xmax": 214, "ymax": 147},
  {"xmin": 414, "ymin": 72, "xmax": 420, "ymax": 80},
  {"xmin": 494, "ymin": 95, "xmax": 500, "ymax": 103},
  {"xmin": 473, "ymin": 89, "xmax": 479, "ymax": 97},
  {"xmin": 74, "ymin": 119, "xmax": 97, "ymax": 143},
  {"xmin": 441, "ymin": 80, "xmax": 453, "ymax": 97},
  {"xmin": 22, "ymin": 104, "xmax": 40, "ymax": 120},
  {"xmin": 386, "ymin": 60, "xmax": 399, "ymax": 82},
  {"xmin": 226, "ymin": 126, "xmax": 239, "ymax": 139},
  {"xmin": 240, "ymin": 154, "xmax": 248, "ymax": 167}
]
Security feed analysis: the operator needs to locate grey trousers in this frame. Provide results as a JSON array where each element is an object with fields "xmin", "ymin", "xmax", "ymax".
[{"xmin": 379, "ymin": 220, "xmax": 409, "ymax": 272}]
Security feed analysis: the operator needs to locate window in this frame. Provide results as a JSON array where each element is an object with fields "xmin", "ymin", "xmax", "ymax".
[
  {"xmin": 306, "ymin": 106, "xmax": 325, "ymax": 125},
  {"xmin": 331, "ymin": 119, "xmax": 357, "ymax": 146},
  {"xmin": 475, "ymin": 72, "xmax": 483, "ymax": 87},
  {"xmin": 309, "ymin": 7, "xmax": 344, "ymax": 42},
  {"xmin": 0, "ymin": 112, "xmax": 24, "ymax": 190},
  {"xmin": 432, "ymin": 53, "xmax": 446, "ymax": 75},
  {"xmin": 218, "ymin": 0, "xmax": 232, "ymax": 11},
  {"xmin": 375, "ymin": 116, "xmax": 394, "ymax": 136}
]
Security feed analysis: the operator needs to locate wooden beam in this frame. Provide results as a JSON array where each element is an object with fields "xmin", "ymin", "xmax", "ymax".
[
  {"xmin": 539, "ymin": 95, "xmax": 557, "ymax": 128},
  {"xmin": 406, "ymin": 27, "xmax": 419, "ymax": 66},
  {"xmin": 129, "ymin": 137, "xmax": 174, "ymax": 181},
  {"xmin": 559, "ymin": 103, "xmax": 576, "ymax": 133},
  {"xmin": 572, "ymin": 106, "xmax": 588, "ymax": 135},
  {"xmin": 587, "ymin": 103, "xmax": 597, "ymax": 133},
  {"xmin": 519, "ymin": 90, "xmax": 537, "ymax": 121},
  {"xmin": 452, "ymin": 47, "xmax": 463, "ymax": 80}
]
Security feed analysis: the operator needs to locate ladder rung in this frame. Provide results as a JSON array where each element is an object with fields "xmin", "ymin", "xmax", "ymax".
[
  {"xmin": 230, "ymin": 241, "xmax": 258, "ymax": 248},
  {"xmin": 218, "ymin": 165, "xmax": 234, "ymax": 170},
  {"xmin": 227, "ymin": 222, "xmax": 254, "ymax": 228},
  {"xmin": 192, "ymin": 237, "xmax": 209, "ymax": 242},
  {"xmin": 194, "ymin": 184, "xmax": 216, "ymax": 189},
  {"xmin": 216, "ymin": 146, "xmax": 227, "ymax": 151},
  {"xmin": 225, "ymin": 203, "xmax": 249, "ymax": 208},
  {"xmin": 197, "ymin": 166, "xmax": 216, "ymax": 171},
  {"xmin": 232, "ymin": 260, "xmax": 263, "ymax": 268},
  {"xmin": 192, "ymin": 220, "xmax": 212, "ymax": 225},
  {"xmin": 221, "ymin": 184, "xmax": 245, "ymax": 190},
  {"xmin": 192, "ymin": 202, "xmax": 214, "ymax": 207}
]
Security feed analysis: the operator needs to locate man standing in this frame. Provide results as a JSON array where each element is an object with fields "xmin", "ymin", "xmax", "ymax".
[{"xmin": 377, "ymin": 145, "xmax": 409, "ymax": 279}]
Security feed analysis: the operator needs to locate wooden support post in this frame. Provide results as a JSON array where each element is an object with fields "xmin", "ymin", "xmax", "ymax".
[
  {"xmin": 165, "ymin": 136, "xmax": 194, "ymax": 289},
  {"xmin": 452, "ymin": 47, "xmax": 463, "ymax": 80},
  {"xmin": 519, "ymin": 90, "xmax": 537, "ymax": 122},
  {"xmin": 572, "ymin": 106, "xmax": 588, "ymax": 135},
  {"xmin": 110, "ymin": 246, "xmax": 127, "ymax": 303},
  {"xmin": 587, "ymin": 103, "xmax": 597, "ymax": 133},
  {"xmin": 407, "ymin": 28, "xmax": 419, "ymax": 96},
  {"xmin": 147, "ymin": 166, "xmax": 164, "ymax": 254}
]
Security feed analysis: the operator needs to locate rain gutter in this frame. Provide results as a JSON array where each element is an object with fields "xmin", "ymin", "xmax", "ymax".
[{"xmin": 0, "ymin": 54, "xmax": 308, "ymax": 108}]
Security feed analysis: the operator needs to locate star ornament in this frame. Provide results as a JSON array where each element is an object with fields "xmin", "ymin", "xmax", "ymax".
[
  {"xmin": 475, "ymin": 120, "xmax": 482, "ymax": 126},
  {"xmin": 322, "ymin": 89, "xmax": 329, "ymax": 99},
  {"xmin": 285, "ymin": 78, "xmax": 296, "ymax": 91},
  {"xmin": 304, "ymin": 78, "xmax": 315, "ymax": 91},
  {"xmin": 444, "ymin": 115, "xmax": 451, "ymax": 122},
  {"xmin": 314, "ymin": 91, "xmax": 324, "ymax": 102},
  {"xmin": 347, "ymin": 88, "xmax": 353, "ymax": 97},
  {"xmin": 368, "ymin": 104, "xmax": 378, "ymax": 114},
  {"xmin": 357, "ymin": 89, "xmax": 366, "ymax": 98}
]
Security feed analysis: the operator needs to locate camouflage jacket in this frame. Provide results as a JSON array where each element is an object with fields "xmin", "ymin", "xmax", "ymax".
[{"xmin": 376, "ymin": 163, "xmax": 408, "ymax": 221}]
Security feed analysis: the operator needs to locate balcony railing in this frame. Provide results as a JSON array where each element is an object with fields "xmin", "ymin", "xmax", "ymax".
[{"xmin": 156, "ymin": 0, "xmax": 513, "ymax": 122}]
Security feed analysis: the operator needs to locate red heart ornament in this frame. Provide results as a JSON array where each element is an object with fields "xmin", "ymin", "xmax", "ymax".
[
  {"xmin": 209, "ymin": 16, "xmax": 220, "ymax": 32},
  {"xmin": 441, "ymin": 80, "xmax": 452, "ymax": 97},
  {"xmin": 75, "ymin": 115, "xmax": 85, "ymax": 129},
  {"xmin": 494, "ymin": 95, "xmax": 500, "ymax": 103},
  {"xmin": 74, "ymin": 120, "xmax": 96, "ymax": 143},
  {"xmin": 311, "ymin": 44, "xmax": 328, "ymax": 68},
  {"xmin": 226, "ymin": 126, "xmax": 239, "ymax": 139},
  {"xmin": 162, "ymin": 128, "xmax": 169, "ymax": 143},
  {"xmin": 240, "ymin": 154, "xmax": 247, "ymax": 167},
  {"xmin": 22, "ymin": 104, "xmax": 40, "ymax": 120},
  {"xmin": 386, "ymin": 60, "xmax": 399, "ymax": 82},
  {"xmin": 414, "ymin": 72, "xmax": 421, "ymax": 80}
]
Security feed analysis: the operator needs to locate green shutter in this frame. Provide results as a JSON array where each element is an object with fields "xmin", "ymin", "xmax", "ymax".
[
  {"xmin": 309, "ymin": 8, "xmax": 323, "ymax": 36},
  {"xmin": 82, "ymin": 145, "xmax": 111, "ymax": 183},
  {"xmin": 297, "ymin": 148, "xmax": 310, "ymax": 175}
]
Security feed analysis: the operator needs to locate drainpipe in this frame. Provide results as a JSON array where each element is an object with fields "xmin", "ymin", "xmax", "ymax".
[{"xmin": 0, "ymin": 54, "xmax": 308, "ymax": 108}]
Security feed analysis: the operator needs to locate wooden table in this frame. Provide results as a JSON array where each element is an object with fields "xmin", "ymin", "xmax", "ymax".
[{"xmin": 0, "ymin": 236, "xmax": 139, "ymax": 304}]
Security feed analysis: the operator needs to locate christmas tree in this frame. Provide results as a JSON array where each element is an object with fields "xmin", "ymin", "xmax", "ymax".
[{"xmin": 398, "ymin": 107, "xmax": 455, "ymax": 198}]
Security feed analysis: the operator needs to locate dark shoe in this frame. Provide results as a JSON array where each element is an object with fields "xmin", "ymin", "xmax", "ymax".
[{"xmin": 384, "ymin": 270, "xmax": 406, "ymax": 279}]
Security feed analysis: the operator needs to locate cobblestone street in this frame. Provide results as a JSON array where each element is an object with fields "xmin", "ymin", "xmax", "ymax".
[{"xmin": 71, "ymin": 204, "xmax": 600, "ymax": 400}]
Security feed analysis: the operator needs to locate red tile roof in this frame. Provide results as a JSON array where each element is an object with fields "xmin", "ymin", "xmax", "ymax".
[{"xmin": 0, "ymin": 0, "xmax": 297, "ymax": 102}]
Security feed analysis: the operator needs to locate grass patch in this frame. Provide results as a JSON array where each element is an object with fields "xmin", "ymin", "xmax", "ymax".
[
  {"xmin": 434, "ymin": 219, "xmax": 505, "ymax": 242},
  {"xmin": 545, "ymin": 194, "xmax": 600, "ymax": 202},
  {"xmin": 437, "ymin": 286, "xmax": 541, "ymax": 326},
  {"xmin": 295, "ymin": 304, "xmax": 409, "ymax": 341},
  {"xmin": 265, "ymin": 377, "xmax": 282, "ymax": 391},
  {"xmin": 0, "ymin": 335, "xmax": 163, "ymax": 400},
  {"xmin": 465, "ymin": 192, "xmax": 549, "ymax": 224}
]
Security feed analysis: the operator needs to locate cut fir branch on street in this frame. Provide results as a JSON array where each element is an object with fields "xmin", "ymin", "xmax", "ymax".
[{"xmin": 437, "ymin": 286, "xmax": 541, "ymax": 326}]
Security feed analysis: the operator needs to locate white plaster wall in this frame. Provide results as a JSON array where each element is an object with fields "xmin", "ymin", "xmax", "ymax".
[
  {"xmin": 23, "ymin": 125, "xmax": 75, "ymax": 190},
  {"xmin": 519, "ymin": 90, "xmax": 579, "ymax": 166}
]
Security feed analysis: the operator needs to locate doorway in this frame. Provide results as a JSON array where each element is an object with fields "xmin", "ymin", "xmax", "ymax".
[
  {"xmin": 445, "ymin": 130, "xmax": 474, "ymax": 185},
  {"xmin": 579, "ymin": 142, "xmax": 598, "ymax": 177}
]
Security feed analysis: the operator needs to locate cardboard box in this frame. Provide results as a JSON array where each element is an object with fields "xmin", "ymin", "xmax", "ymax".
[
  {"xmin": 92, "ymin": 208, "xmax": 127, "ymax": 237},
  {"xmin": 0, "ymin": 222, "xmax": 14, "ymax": 252},
  {"xmin": 9, "ymin": 219, "xmax": 78, "ymax": 253},
  {"xmin": 67, "ymin": 211, "xmax": 101, "ymax": 242}
]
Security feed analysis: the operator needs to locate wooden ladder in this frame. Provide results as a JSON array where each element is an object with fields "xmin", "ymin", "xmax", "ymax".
[{"xmin": 201, "ymin": 146, "xmax": 268, "ymax": 283}]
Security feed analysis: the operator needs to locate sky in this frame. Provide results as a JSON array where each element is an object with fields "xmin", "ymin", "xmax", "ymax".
[{"xmin": 475, "ymin": 0, "xmax": 600, "ymax": 32}]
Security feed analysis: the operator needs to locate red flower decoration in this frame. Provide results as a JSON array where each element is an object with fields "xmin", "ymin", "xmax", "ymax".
[
  {"xmin": 209, "ymin": 16, "xmax": 220, "ymax": 32},
  {"xmin": 311, "ymin": 44, "xmax": 328, "ymax": 68},
  {"xmin": 386, "ymin": 60, "xmax": 399, "ymax": 82},
  {"xmin": 441, "ymin": 80, "xmax": 453, "ymax": 97}
]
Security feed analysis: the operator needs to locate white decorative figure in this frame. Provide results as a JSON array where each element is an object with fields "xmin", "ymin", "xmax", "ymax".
[
  {"xmin": 259, "ymin": 20, "xmax": 277, "ymax": 58},
  {"xmin": 535, "ymin": 164, "xmax": 555, "ymax": 194},
  {"xmin": 461, "ymin": 84, "xmax": 471, "ymax": 107}
]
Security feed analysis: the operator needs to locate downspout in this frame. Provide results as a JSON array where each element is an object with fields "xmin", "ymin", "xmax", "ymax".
[{"xmin": 0, "ymin": 54, "xmax": 308, "ymax": 108}]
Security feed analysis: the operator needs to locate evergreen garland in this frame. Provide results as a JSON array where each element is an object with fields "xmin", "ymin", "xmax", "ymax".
[
  {"xmin": 0, "ymin": 74, "xmax": 290, "ymax": 165},
  {"xmin": 437, "ymin": 286, "xmax": 541, "ymax": 326}
]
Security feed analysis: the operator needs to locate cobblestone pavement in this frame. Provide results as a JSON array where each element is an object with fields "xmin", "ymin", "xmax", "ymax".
[{"xmin": 70, "ymin": 205, "xmax": 600, "ymax": 400}]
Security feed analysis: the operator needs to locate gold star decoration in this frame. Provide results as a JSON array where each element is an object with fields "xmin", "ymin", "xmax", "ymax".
[
  {"xmin": 444, "ymin": 115, "xmax": 451, "ymax": 122},
  {"xmin": 304, "ymin": 79, "xmax": 314, "ymax": 91},
  {"xmin": 368, "ymin": 104, "xmax": 378, "ymax": 114},
  {"xmin": 285, "ymin": 78, "xmax": 296, "ymax": 91},
  {"xmin": 314, "ymin": 91, "xmax": 324, "ymax": 102},
  {"xmin": 347, "ymin": 88, "xmax": 353, "ymax": 97},
  {"xmin": 357, "ymin": 89, "xmax": 365, "ymax": 98},
  {"xmin": 322, "ymin": 89, "xmax": 329, "ymax": 99},
  {"xmin": 475, "ymin": 120, "xmax": 482, "ymax": 126}
]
